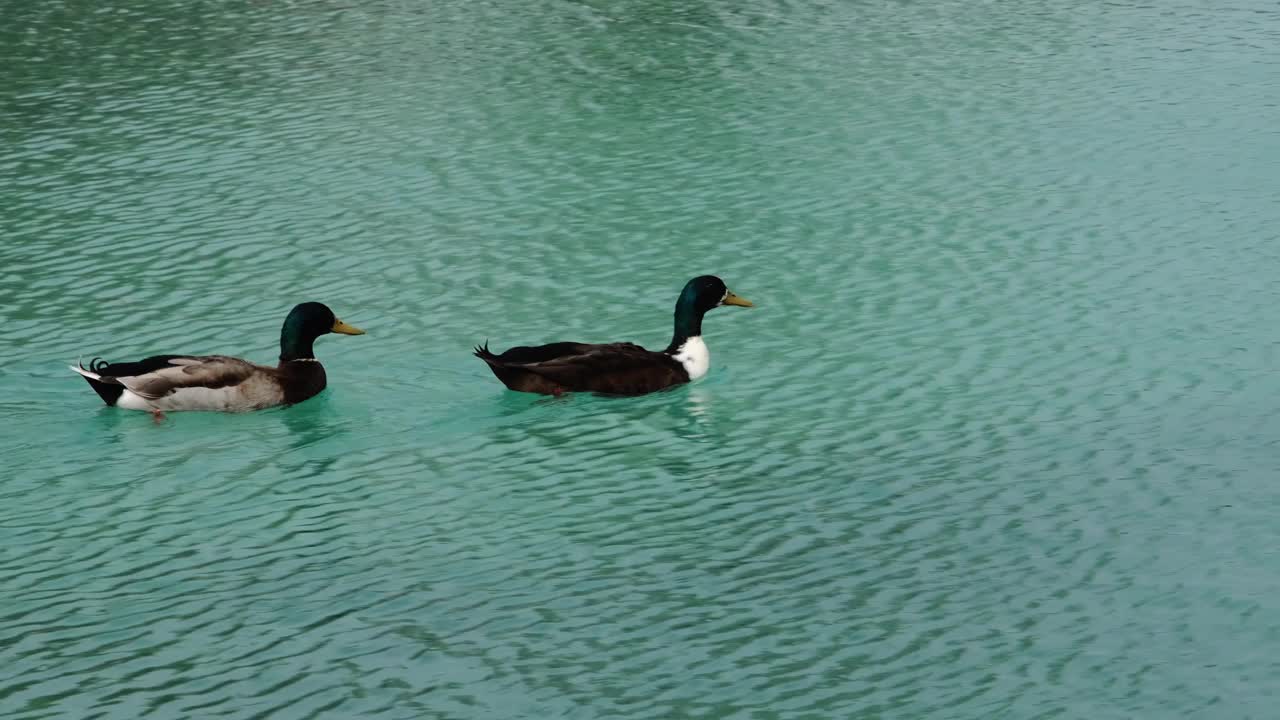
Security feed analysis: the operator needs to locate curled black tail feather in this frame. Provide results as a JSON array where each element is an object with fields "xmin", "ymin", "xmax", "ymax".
[
  {"xmin": 473, "ymin": 341, "xmax": 494, "ymax": 360},
  {"xmin": 76, "ymin": 357, "xmax": 124, "ymax": 406}
]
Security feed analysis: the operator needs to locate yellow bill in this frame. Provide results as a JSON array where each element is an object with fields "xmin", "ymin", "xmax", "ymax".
[
  {"xmin": 722, "ymin": 291, "xmax": 754, "ymax": 307},
  {"xmin": 332, "ymin": 318, "xmax": 366, "ymax": 335}
]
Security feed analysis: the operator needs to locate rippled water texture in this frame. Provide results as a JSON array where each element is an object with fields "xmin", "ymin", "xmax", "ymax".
[{"xmin": 4, "ymin": 1, "xmax": 1280, "ymax": 717}]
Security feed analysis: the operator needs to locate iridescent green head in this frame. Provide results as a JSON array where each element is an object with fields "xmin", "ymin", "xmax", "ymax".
[
  {"xmin": 279, "ymin": 302, "xmax": 364, "ymax": 361},
  {"xmin": 668, "ymin": 275, "xmax": 752, "ymax": 350}
]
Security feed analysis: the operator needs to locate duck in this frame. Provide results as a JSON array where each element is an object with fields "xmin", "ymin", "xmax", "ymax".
[
  {"xmin": 70, "ymin": 302, "xmax": 365, "ymax": 419},
  {"xmin": 474, "ymin": 275, "xmax": 752, "ymax": 396}
]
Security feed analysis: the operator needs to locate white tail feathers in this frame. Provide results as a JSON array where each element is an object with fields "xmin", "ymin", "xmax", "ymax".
[{"xmin": 70, "ymin": 364, "xmax": 101, "ymax": 380}]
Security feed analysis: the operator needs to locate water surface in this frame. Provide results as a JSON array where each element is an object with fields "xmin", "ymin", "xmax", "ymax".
[{"xmin": 4, "ymin": 1, "xmax": 1280, "ymax": 717}]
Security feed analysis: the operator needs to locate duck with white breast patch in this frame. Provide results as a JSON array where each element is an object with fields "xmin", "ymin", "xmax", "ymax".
[{"xmin": 474, "ymin": 275, "xmax": 753, "ymax": 396}]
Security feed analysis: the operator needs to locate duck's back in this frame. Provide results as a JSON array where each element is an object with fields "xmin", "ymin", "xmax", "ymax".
[{"xmin": 476, "ymin": 342, "xmax": 688, "ymax": 395}]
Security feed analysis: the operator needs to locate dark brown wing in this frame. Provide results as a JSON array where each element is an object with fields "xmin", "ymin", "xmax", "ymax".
[
  {"xmin": 115, "ymin": 355, "xmax": 261, "ymax": 399},
  {"xmin": 477, "ymin": 341, "xmax": 638, "ymax": 364},
  {"xmin": 507, "ymin": 343, "xmax": 687, "ymax": 395}
]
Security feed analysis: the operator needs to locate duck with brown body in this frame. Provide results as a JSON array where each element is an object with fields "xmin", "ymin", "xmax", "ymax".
[
  {"xmin": 475, "ymin": 276, "xmax": 753, "ymax": 396},
  {"xmin": 70, "ymin": 302, "xmax": 365, "ymax": 419}
]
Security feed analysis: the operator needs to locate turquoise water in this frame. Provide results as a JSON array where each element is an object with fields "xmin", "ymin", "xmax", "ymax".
[{"xmin": 4, "ymin": 0, "xmax": 1280, "ymax": 717}]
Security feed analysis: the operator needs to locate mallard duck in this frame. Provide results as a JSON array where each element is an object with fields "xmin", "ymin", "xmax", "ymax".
[
  {"xmin": 70, "ymin": 302, "xmax": 365, "ymax": 418},
  {"xmin": 474, "ymin": 275, "xmax": 752, "ymax": 396}
]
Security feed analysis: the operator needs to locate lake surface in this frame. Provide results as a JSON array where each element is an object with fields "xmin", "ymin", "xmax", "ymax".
[{"xmin": 4, "ymin": 0, "xmax": 1280, "ymax": 717}]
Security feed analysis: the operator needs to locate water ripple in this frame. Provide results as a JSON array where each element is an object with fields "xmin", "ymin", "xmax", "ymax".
[{"xmin": 3, "ymin": 0, "xmax": 1280, "ymax": 718}]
